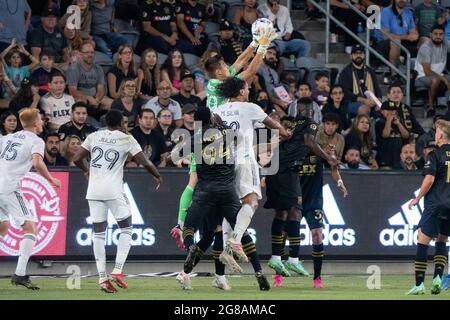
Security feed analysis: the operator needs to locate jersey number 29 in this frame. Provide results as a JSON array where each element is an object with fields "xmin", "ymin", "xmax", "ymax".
[{"xmin": 91, "ymin": 147, "xmax": 120, "ymax": 170}]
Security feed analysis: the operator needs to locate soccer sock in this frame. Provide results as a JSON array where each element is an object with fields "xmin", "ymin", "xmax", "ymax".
[
  {"xmin": 182, "ymin": 228, "xmax": 195, "ymax": 249},
  {"xmin": 242, "ymin": 233, "xmax": 262, "ymax": 273},
  {"xmin": 232, "ymin": 204, "xmax": 254, "ymax": 242},
  {"xmin": 213, "ymin": 231, "xmax": 225, "ymax": 276},
  {"xmin": 415, "ymin": 243, "xmax": 429, "ymax": 286},
  {"xmin": 286, "ymin": 220, "xmax": 301, "ymax": 260},
  {"xmin": 222, "ymin": 219, "xmax": 233, "ymax": 244},
  {"xmin": 312, "ymin": 243, "xmax": 324, "ymax": 280},
  {"xmin": 433, "ymin": 242, "xmax": 448, "ymax": 278},
  {"xmin": 271, "ymin": 218, "xmax": 286, "ymax": 257},
  {"xmin": 112, "ymin": 226, "xmax": 132, "ymax": 275},
  {"xmin": 15, "ymin": 233, "xmax": 36, "ymax": 277},
  {"xmin": 197, "ymin": 230, "xmax": 215, "ymax": 252},
  {"xmin": 93, "ymin": 232, "xmax": 107, "ymax": 283},
  {"xmin": 178, "ymin": 186, "xmax": 194, "ymax": 226}
]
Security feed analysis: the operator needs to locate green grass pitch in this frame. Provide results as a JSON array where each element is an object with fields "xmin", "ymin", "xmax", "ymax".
[{"xmin": 0, "ymin": 275, "xmax": 448, "ymax": 300}]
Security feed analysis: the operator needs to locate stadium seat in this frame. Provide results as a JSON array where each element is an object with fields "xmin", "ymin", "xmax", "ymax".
[
  {"xmin": 205, "ymin": 21, "xmax": 220, "ymax": 34},
  {"xmin": 280, "ymin": 57, "xmax": 305, "ymax": 85},
  {"xmin": 296, "ymin": 56, "xmax": 324, "ymax": 69},
  {"xmin": 183, "ymin": 53, "xmax": 200, "ymax": 69},
  {"xmin": 112, "ymin": 52, "xmax": 142, "ymax": 65},
  {"xmin": 305, "ymin": 67, "xmax": 332, "ymax": 89},
  {"xmin": 94, "ymin": 51, "xmax": 113, "ymax": 74},
  {"xmin": 225, "ymin": 3, "xmax": 243, "ymax": 23},
  {"xmin": 157, "ymin": 52, "xmax": 168, "ymax": 64},
  {"xmin": 113, "ymin": 19, "xmax": 140, "ymax": 49}
]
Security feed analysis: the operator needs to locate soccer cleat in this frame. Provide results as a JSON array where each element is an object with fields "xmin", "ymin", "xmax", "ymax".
[
  {"xmin": 170, "ymin": 225, "xmax": 185, "ymax": 250},
  {"xmin": 268, "ymin": 258, "xmax": 291, "ymax": 277},
  {"xmin": 284, "ymin": 260, "xmax": 310, "ymax": 277},
  {"xmin": 255, "ymin": 272, "xmax": 270, "ymax": 291},
  {"xmin": 184, "ymin": 245, "xmax": 201, "ymax": 274},
  {"xmin": 441, "ymin": 274, "xmax": 450, "ymax": 290},
  {"xmin": 431, "ymin": 275, "xmax": 442, "ymax": 295},
  {"xmin": 176, "ymin": 271, "xmax": 193, "ymax": 290},
  {"xmin": 225, "ymin": 238, "xmax": 248, "ymax": 263},
  {"xmin": 219, "ymin": 249, "xmax": 244, "ymax": 274},
  {"xmin": 212, "ymin": 276, "xmax": 231, "ymax": 291},
  {"xmin": 406, "ymin": 283, "xmax": 425, "ymax": 295},
  {"xmin": 273, "ymin": 274, "xmax": 283, "ymax": 288},
  {"xmin": 110, "ymin": 273, "xmax": 128, "ymax": 289},
  {"xmin": 313, "ymin": 277, "xmax": 324, "ymax": 289},
  {"xmin": 99, "ymin": 279, "xmax": 118, "ymax": 293},
  {"xmin": 11, "ymin": 274, "xmax": 40, "ymax": 290}
]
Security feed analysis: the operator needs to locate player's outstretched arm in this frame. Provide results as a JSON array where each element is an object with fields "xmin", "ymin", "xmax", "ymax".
[
  {"xmin": 331, "ymin": 165, "xmax": 348, "ymax": 197},
  {"xmin": 133, "ymin": 152, "xmax": 163, "ymax": 190},
  {"xmin": 73, "ymin": 147, "xmax": 90, "ymax": 179},
  {"xmin": 32, "ymin": 154, "xmax": 61, "ymax": 188},
  {"xmin": 262, "ymin": 116, "xmax": 290, "ymax": 139},
  {"xmin": 231, "ymin": 46, "xmax": 257, "ymax": 75},
  {"xmin": 304, "ymin": 133, "xmax": 339, "ymax": 167},
  {"xmin": 409, "ymin": 175, "xmax": 435, "ymax": 209}
]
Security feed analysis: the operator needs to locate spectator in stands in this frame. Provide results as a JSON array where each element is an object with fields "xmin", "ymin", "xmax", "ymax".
[
  {"xmin": 8, "ymin": 77, "xmax": 40, "ymax": 114},
  {"xmin": 414, "ymin": 0, "xmax": 444, "ymax": 47},
  {"xmin": 340, "ymin": 147, "xmax": 371, "ymax": 170},
  {"xmin": 377, "ymin": 0, "xmax": 419, "ymax": 84},
  {"xmin": 311, "ymin": 72, "xmax": 330, "ymax": 108},
  {"xmin": 41, "ymin": 72, "xmax": 75, "ymax": 131},
  {"xmin": 61, "ymin": 134, "xmax": 81, "ymax": 166},
  {"xmin": 321, "ymin": 84, "xmax": 351, "ymax": 134},
  {"xmin": 111, "ymin": 78, "xmax": 145, "ymax": 130},
  {"xmin": 192, "ymin": 49, "xmax": 219, "ymax": 100},
  {"xmin": 67, "ymin": 42, "xmax": 113, "ymax": 110},
  {"xmin": 0, "ymin": 0, "xmax": 31, "ymax": 52},
  {"xmin": 255, "ymin": 90, "xmax": 274, "ymax": 114},
  {"xmin": 161, "ymin": 49, "xmax": 190, "ymax": 95},
  {"xmin": 29, "ymin": 5, "xmax": 70, "ymax": 65},
  {"xmin": 338, "ymin": 44, "xmax": 382, "ymax": 116},
  {"xmin": 416, "ymin": 138, "xmax": 437, "ymax": 169},
  {"xmin": 375, "ymin": 101, "xmax": 411, "ymax": 169},
  {"xmin": 171, "ymin": 70, "xmax": 202, "ymax": 108},
  {"xmin": 316, "ymin": 113, "xmax": 345, "ymax": 161},
  {"xmin": 386, "ymin": 83, "xmax": 424, "ymax": 136},
  {"xmin": 233, "ymin": 0, "xmax": 258, "ymax": 45},
  {"xmin": 416, "ymin": 114, "xmax": 445, "ymax": 157},
  {"xmin": 31, "ymin": 50, "xmax": 60, "ymax": 96},
  {"xmin": 58, "ymin": 101, "xmax": 96, "ymax": 141},
  {"xmin": 155, "ymin": 108, "xmax": 176, "ymax": 150},
  {"xmin": 258, "ymin": 46, "xmax": 284, "ymax": 113},
  {"xmin": 181, "ymin": 103, "xmax": 196, "ymax": 135},
  {"xmin": 399, "ymin": 143, "xmax": 418, "ymax": 171},
  {"xmin": 176, "ymin": 0, "xmax": 209, "ymax": 57},
  {"xmin": 63, "ymin": 24, "xmax": 83, "ymax": 64},
  {"xmin": 295, "ymin": 82, "xmax": 321, "ymax": 124},
  {"xmin": 130, "ymin": 108, "xmax": 169, "ymax": 167},
  {"xmin": 257, "ymin": 0, "xmax": 311, "ymax": 59},
  {"xmin": 90, "ymin": 0, "xmax": 129, "ymax": 59},
  {"xmin": 38, "ymin": 108, "xmax": 50, "ymax": 138},
  {"xmin": 0, "ymin": 111, "xmax": 18, "ymax": 136},
  {"xmin": 414, "ymin": 24, "xmax": 450, "ymax": 118},
  {"xmin": 107, "ymin": 44, "xmax": 137, "ymax": 99},
  {"xmin": 1, "ymin": 39, "xmax": 39, "ymax": 90},
  {"xmin": 0, "ymin": 63, "xmax": 14, "ymax": 109},
  {"xmin": 139, "ymin": 0, "xmax": 178, "ymax": 55},
  {"xmin": 144, "ymin": 80, "xmax": 183, "ymax": 128},
  {"xmin": 43, "ymin": 132, "xmax": 69, "ymax": 166},
  {"xmin": 345, "ymin": 114, "xmax": 378, "ymax": 169},
  {"xmin": 59, "ymin": 0, "xmax": 92, "ymax": 41},
  {"xmin": 208, "ymin": 20, "xmax": 243, "ymax": 66},
  {"xmin": 137, "ymin": 48, "xmax": 161, "ymax": 101}
]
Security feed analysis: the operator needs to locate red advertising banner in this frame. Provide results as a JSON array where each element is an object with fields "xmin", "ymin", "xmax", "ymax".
[{"xmin": 0, "ymin": 172, "xmax": 69, "ymax": 256}]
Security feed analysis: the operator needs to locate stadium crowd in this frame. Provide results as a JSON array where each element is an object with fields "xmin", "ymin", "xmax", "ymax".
[{"xmin": 1, "ymin": 0, "xmax": 450, "ymax": 170}]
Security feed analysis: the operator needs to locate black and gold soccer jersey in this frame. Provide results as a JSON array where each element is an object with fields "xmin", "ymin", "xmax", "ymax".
[{"xmin": 423, "ymin": 144, "xmax": 450, "ymax": 210}]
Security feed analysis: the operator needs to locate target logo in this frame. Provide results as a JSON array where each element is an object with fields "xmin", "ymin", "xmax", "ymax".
[{"xmin": 0, "ymin": 172, "xmax": 69, "ymax": 256}]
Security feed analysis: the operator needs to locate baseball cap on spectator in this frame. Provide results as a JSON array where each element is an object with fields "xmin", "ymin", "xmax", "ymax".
[
  {"xmin": 182, "ymin": 103, "xmax": 197, "ymax": 114},
  {"xmin": 351, "ymin": 44, "xmax": 364, "ymax": 54},
  {"xmin": 380, "ymin": 100, "xmax": 397, "ymax": 111},
  {"xmin": 425, "ymin": 139, "xmax": 436, "ymax": 149},
  {"xmin": 220, "ymin": 20, "xmax": 234, "ymax": 31},
  {"xmin": 180, "ymin": 70, "xmax": 195, "ymax": 82},
  {"xmin": 42, "ymin": 4, "xmax": 60, "ymax": 17}
]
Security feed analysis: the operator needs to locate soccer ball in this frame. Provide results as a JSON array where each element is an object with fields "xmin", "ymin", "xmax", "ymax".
[{"xmin": 251, "ymin": 18, "xmax": 275, "ymax": 39}]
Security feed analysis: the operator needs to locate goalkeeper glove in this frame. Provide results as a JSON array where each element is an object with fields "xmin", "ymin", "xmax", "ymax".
[
  {"xmin": 170, "ymin": 224, "xmax": 185, "ymax": 250},
  {"xmin": 256, "ymin": 29, "xmax": 278, "ymax": 55}
]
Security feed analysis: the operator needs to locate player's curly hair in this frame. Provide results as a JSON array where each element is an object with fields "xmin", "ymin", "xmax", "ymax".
[{"xmin": 217, "ymin": 77, "xmax": 246, "ymax": 99}]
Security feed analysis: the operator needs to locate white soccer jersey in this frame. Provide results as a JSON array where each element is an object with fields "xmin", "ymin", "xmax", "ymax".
[
  {"xmin": 41, "ymin": 93, "xmax": 75, "ymax": 131},
  {"xmin": 0, "ymin": 131, "xmax": 45, "ymax": 194},
  {"xmin": 82, "ymin": 130, "xmax": 142, "ymax": 201},
  {"xmin": 214, "ymin": 101, "xmax": 268, "ymax": 162}
]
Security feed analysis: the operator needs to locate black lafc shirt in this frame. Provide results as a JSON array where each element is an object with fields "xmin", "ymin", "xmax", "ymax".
[
  {"xmin": 141, "ymin": 0, "xmax": 176, "ymax": 36},
  {"xmin": 130, "ymin": 126, "xmax": 168, "ymax": 166},
  {"xmin": 423, "ymin": 144, "xmax": 450, "ymax": 210},
  {"xmin": 57, "ymin": 121, "xmax": 97, "ymax": 142},
  {"xmin": 175, "ymin": 1, "xmax": 205, "ymax": 39}
]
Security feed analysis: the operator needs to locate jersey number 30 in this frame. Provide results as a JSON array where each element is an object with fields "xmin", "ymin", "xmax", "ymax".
[{"xmin": 91, "ymin": 147, "xmax": 120, "ymax": 170}]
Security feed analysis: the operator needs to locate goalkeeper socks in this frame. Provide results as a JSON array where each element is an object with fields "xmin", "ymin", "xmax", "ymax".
[
  {"xmin": 15, "ymin": 233, "xmax": 36, "ymax": 277},
  {"xmin": 177, "ymin": 186, "xmax": 194, "ymax": 226},
  {"xmin": 112, "ymin": 226, "xmax": 132, "ymax": 275},
  {"xmin": 271, "ymin": 218, "xmax": 286, "ymax": 256},
  {"xmin": 232, "ymin": 204, "xmax": 254, "ymax": 243},
  {"xmin": 242, "ymin": 233, "xmax": 262, "ymax": 273},
  {"xmin": 93, "ymin": 231, "xmax": 107, "ymax": 283},
  {"xmin": 213, "ymin": 231, "xmax": 225, "ymax": 276},
  {"xmin": 433, "ymin": 242, "xmax": 448, "ymax": 278},
  {"xmin": 415, "ymin": 243, "xmax": 429, "ymax": 286},
  {"xmin": 285, "ymin": 220, "xmax": 300, "ymax": 259},
  {"xmin": 312, "ymin": 243, "xmax": 324, "ymax": 280},
  {"xmin": 182, "ymin": 228, "xmax": 195, "ymax": 249}
]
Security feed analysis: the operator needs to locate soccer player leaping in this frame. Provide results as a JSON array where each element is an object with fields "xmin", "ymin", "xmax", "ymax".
[
  {"xmin": 0, "ymin": 108, "xmax": 61, "ymax": 290},
  {"xmin": 407, "ymin": 119, "xmax": 450, "ymax": 295},
  {"xmin": 73, "ymin": 110, "xmax": 162, "ymax": 293}
]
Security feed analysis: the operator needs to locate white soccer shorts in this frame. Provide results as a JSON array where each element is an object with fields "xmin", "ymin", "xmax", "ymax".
[
  {"xmin": 88, "ymin": 193, "xmax": 132, "ymax": 224},
  {"xmin": 0, "ymin": 191, "xmax": 37, "ymax": 227},
  {"xmin": 234, "ymin": 157, "xmax": 262, "ymax": 200}
]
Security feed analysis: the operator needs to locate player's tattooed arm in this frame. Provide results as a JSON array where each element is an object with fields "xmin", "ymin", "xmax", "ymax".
[{"xmin": 133, "ymin": 152, "xmax": 163, "ymax": 190}]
